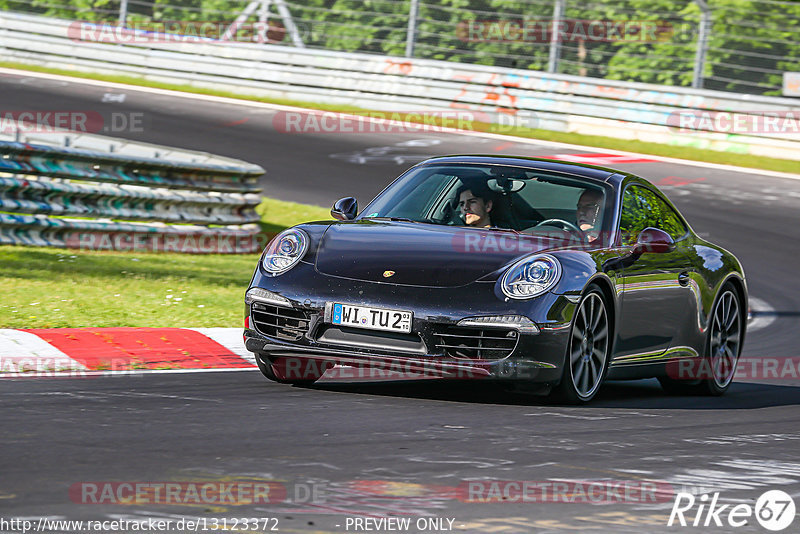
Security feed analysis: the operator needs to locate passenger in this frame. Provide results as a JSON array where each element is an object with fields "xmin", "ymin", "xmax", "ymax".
[
  {"xmin": 576, "ymin": 189, "xmax": 603, "ymax": 243},
  {"xmin": 456, "ymin": 184, "xmax": 494, "ymax": 228}
]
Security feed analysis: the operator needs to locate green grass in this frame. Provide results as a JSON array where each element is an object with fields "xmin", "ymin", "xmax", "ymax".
[
  {"xmin": 255, "ymin": 197, "xmax": 331, "ymax": 236},
  {"xmin": 0, "ymin": 198, "xmax": 331, "ymax": 328},
  {"xmin": 3, "ymin": 61, "xmax": 799, "ymax": 175}
]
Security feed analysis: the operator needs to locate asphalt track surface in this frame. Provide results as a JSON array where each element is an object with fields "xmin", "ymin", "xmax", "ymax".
[{"xmin": 2, "ymin": 71, "xmax": 800, "ymax": 533}]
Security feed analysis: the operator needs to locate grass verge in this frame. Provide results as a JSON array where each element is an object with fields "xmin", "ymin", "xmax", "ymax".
[
  {"xmin": 3, "ymin": 61, "xmax": 799, "ymax": 175},
  {"xmin": 0, "ymin": 198, "xmax": 330, "ymax": 328}
]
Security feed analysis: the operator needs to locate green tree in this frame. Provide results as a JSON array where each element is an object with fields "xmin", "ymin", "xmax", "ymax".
[{"xmin": 704, "ymin": 0, "xmax": 800, "ymax": 94}]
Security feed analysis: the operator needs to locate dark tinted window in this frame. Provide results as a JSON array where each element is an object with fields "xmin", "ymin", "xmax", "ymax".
[
  {"xmin": 361, "ymin": 164, "xmax": 605, "ymax": 233},
  {"xmin": 619, "ymin": 185, "xmax": 687, "ymax": 245}
]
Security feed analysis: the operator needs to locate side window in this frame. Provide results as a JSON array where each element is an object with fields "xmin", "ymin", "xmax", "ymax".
[
  {"xmin": 646, "ymin": 190, "xmax": 687, "ymax": 240},
  {"xmin": 619, "ymin": 186, "xmax": 650, "ymax": 246},
  {"xmin": 619, "ymin": 185, "xmax": 687, "ymax": 245}
]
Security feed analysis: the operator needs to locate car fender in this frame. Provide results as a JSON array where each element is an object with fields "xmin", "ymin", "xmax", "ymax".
[{"xmin": 546, "ymin": 250, "xmax": 622, "ymax": 349}]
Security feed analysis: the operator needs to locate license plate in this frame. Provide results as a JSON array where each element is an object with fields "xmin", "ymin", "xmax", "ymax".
[{"xmin": 330, "ymin": 303, "xmax": 412, "ymax": 334}]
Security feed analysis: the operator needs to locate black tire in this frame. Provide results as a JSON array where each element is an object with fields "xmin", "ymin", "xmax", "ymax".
[
  {"xmin": 553, "ymin": 286, "xmax": 611, "ymax": 404},
  {"xmin": 700, "ymin": 283, "xmax": 743, "ymax": 395},
  {"xmin": 657, "ymin": 283, "xmax": 743, "ymax": 397}
]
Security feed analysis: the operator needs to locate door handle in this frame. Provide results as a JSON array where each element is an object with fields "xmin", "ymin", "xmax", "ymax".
[{"xmin": 678, "ymin": 272, "xmax": 690, "ymax": 286}]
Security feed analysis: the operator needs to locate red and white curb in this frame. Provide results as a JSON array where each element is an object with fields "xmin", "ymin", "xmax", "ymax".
[
  {"xmin": 0, "ymin": 328, "xmax": 255, "ymax": 377},
  {"xmin": 0, "ymin": 327, "xmax": 433, "ymax": 382}
]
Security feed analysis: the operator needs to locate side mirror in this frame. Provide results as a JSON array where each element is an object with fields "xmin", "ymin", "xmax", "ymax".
[
  {"xmin": 632, "ymin": 227, "xmax": 675, "ymax": 255},
  {"xmin": 331, "ymin": 197, "xmax": 358, "ymax": 221}
]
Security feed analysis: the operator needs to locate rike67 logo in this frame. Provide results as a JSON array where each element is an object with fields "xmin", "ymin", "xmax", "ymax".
[{"xmin": 669, "ymin": 490, "xmax": 796, "ymax": 531}]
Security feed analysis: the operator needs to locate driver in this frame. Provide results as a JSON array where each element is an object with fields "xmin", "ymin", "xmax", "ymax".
[
  {"xmin": 576, "ymin": 189, "xmax": 603, "ymax": 243},
  {"xmin": 457, "ymin": 184, "xmax": 494, "ymax": 228}
]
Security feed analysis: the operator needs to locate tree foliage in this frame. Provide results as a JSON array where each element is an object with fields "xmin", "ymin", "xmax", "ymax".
[{"xmin": 2, "ymin": 0, "xmax": 798, "ymax": 95}]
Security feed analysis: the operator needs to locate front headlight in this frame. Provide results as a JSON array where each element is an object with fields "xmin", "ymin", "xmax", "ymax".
[
  {"xmin": 262, "ymin": 228, "xmax": 309, "ymax": 275},
  {"xmin": 501, "ymin": 254, "xmax": 562, "ymax": 299}
]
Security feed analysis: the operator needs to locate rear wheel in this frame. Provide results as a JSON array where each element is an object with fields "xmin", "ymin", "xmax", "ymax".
[
  {"xmin": 658, "ymin": 283, "xmax": 742, "ymax": 396},
  {"xmin": 554, "ymin": 287, "xmax": 610, "ymax": 404},
  {"xmin": 255, "ymin": 355, "xmax": 330, "ymax": 385},
  {"xmin": 701, "ymin": 284, "xmax": 743, "ymax": 395}
]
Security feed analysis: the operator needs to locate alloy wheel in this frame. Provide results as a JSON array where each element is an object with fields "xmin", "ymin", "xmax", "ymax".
[
  {"xmin": 569, "ymin": 292, "xmax": 609, "ymax": 399},
  {"xmin": 709, "ymin": 289, "xmax": 741, "ymax": 389}
]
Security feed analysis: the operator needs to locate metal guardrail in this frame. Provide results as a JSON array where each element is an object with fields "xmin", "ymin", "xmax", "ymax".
[
  {"xmin": 0, "ymin": 135, "xmax": 265, "ymax": 253},
  {"xmin": 6, "ymin": 0, "xmax": 799, "ymax": 96},
  {"xmin": 1, "ymin": 12, "xmax": 799, "ymax": 163}
]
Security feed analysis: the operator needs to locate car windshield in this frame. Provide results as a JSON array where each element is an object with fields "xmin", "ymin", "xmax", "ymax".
[{"xmin": 360, "ymin": 163, "xmax": 608, "ymax": 236}]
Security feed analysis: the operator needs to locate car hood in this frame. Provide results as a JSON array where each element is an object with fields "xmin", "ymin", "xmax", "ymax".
[{"xmin": 313, "ymin": 220, "xmax": 561, "ymax": 287}]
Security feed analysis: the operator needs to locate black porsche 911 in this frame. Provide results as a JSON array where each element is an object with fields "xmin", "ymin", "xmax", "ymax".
[{"xmin": 244, "ymin": 155, "xmax": 747, "ymax": 403}]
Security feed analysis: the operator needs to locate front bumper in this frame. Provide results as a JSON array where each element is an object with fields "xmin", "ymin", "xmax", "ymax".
[
  {"xmin": 245, "ymin": 329, "xmax": 566, "ymax": 382},
  {"xmin": 244, "ymin": 269, "xmax": 573, "ymax": 383}
]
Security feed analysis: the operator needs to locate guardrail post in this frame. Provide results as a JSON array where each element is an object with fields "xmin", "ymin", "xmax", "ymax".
[
  {"xmin": 692, "ymin": 0, "xmax": 711, "ymax": 89},
  {"xmin": 223, "ymin": 1, "xmax": 260, "ymax": 42},
  {"xmin": 405, "ymin": 0, "xmax": 420, "ymax": 58},
  {"xmin": 118, "ymin": 0, "xmax": 128, "ymax": 26},
  {"xmin": 547, "ymin": 0, "xmax": 565, "ymax": 73},
  {"xmin": 257, "ymin": 0, "xmax": 272, "ymax": 43},
  {"xmin": 274, "ymin": 0, "xmax": 305, "ymax": 48}
]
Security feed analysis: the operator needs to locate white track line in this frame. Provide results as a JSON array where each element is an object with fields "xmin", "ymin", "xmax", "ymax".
[
  {"xmin": 748, "ymin": 296, "xmax": 777, "ymax": 333},
  {"xmin": 2, "ymin": 66, "xmax": 799, "ymax": 182},
  {"xmin": 0, "ymin": 367, "xmax": 259, "ymax": 380}
]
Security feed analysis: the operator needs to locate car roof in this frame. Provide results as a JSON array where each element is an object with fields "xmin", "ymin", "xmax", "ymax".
[{"xmin": 414, "ymin": 155, "xmax": 621, "ymax": 184}]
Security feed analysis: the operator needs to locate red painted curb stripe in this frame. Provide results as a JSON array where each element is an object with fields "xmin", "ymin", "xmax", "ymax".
[{"xmin": 23, "ymin": 328, "xmax": 252, "ymax": 371}]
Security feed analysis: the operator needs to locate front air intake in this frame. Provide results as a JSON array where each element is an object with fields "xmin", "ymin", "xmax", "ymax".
[
  {"xmin": 433, "ymin": 325, "xmax": 518, "ymax": 360},
  {"xmin": 250, "ymin": 302, "xmax": 310, "ymax": 341}
]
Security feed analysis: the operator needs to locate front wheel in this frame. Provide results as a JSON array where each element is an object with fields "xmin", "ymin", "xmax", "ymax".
[{"xmin": 553, "ymin": 287, "xmax": 610, "ymax": 404}]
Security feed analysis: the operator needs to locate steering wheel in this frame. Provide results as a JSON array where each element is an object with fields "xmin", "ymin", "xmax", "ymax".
[{"xmin": 534, "ymin": 218, "xmax": 583, "ymax": 237}]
